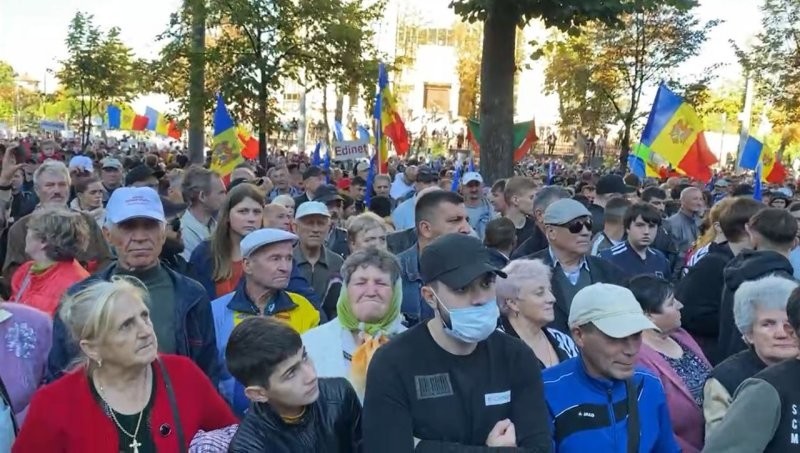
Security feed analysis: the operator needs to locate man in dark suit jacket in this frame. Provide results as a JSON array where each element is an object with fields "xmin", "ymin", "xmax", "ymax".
[
  {"xmin": 312, "ymin": 184, "xmax": 349, "ymax": 258},
  {"xmin": 293, "ymin": 166, "xmax": 325, "ymax": 208},
  {"xmin": 523, "ymin": 198, "xmax": 625, "ymax": 332}
]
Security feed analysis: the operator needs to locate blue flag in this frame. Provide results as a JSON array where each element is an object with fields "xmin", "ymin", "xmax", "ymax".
[
  {"xmin": 740, "ymin": 136, "xmax": 764, "ymax": 170},
  {"xmin": 468, "ymin": 158, "xmax": 475, "ymax": 173},
  {"xmin": 334, "ymin": 121, "xmax": 345, "ymax": 142},
  {"xmin": 451, "ymin": 160, "xmax": 462, "ymax": 192},
  {"xmin": 365, "ymin": 153, "xmax": 377, "ymax": 207},
  {"xmin": 311, "ymin": 142, "xmax": 322, "ymax": 167},
  {"xmin": 754, "ymin": 163, "xmax": 763, "ymax": 201},
  {"xmin": 323, "ymin": 148, "xmax": 331, "ymax": 184},
  {"xmin": 547, "ymin": 161, "xmax": 555, "ymax": 185},
  {"xmin": 357, "ymin": 126, "xmax": 370, "ymax": 142}
]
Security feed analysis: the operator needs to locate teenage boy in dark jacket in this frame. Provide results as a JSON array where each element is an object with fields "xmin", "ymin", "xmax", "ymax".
[
  {"xmin": 226, "ymin": 317, "xmax": 362, "ymax": 452},
  {"xmin": 717, "ymin": 208, "xmax": 797, "ymax": 362}
]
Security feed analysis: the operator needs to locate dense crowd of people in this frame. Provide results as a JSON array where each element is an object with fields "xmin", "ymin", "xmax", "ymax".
[{"xmin": 2, "ymin": 136, "xmax": 800, "ymax": 452}]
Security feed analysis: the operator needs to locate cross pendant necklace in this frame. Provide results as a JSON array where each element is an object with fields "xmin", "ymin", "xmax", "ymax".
[{"xmin": 129, "ymin": 438, "xmax": 141, "ymax": 453}]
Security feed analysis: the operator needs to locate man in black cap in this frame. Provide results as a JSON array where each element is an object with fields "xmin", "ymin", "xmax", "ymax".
[
  {"xmin": 363, "ymin": 234, "xmax": 551, "ymax": 452},
  {"xmin": 125, "ymin": 164, "xmax": 163, "ymax": 190},
  {"xmin": 313, "ymin": 184, "xmax": 349, "ymax": 258},
  {"xmin": 589, "ymin": 174, "xmax": 636, "ymax": 234},
  {"xmin": 293, "ymin": 166, "xmax": 325, "ymax": 207}
]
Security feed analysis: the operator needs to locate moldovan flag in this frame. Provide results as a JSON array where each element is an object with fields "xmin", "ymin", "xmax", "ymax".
[
  {"xmin": 639, "ymin": 84, "xmax": 718, "ymax": 182},
  {"xmin": 739, "ymin": 136, "xmax": 787, "ymax": 184},
  {"xmin": 374, "ymin": 63, "xmax": 409, "ymax": 173},
  {"xmin": 145, "ymin": 106, "xmax": 179, "ymax": 138},
  {"xmin": 211, "ymin": 94, "xmax": 245, "ymax": 183}
]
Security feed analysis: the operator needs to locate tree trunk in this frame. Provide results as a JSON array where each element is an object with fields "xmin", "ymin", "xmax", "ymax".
[
  {"xmin": 348, "ymin": 83, "xmax": 358, "ymax": 119},
  {"xmin": 323, "ymin": 87, "xmax": 332, "ymax": 145},
  {"xmin": 619, "ymin": 122, "xmax": 632, "ymax": 172},
  {"xmin": 478, "ymin": 7, "xmax": 517, "ymax": 185},
  {"xmin": 334, "ymin": 89, "xmax": 344, "ymax": 124},
  {"xmin": 187, "ymin": 0, "xmax": 206, "ymax": 165},
  {"xmin": 258, "ymin": 73, "xmax": 268, "ymax": 168}
]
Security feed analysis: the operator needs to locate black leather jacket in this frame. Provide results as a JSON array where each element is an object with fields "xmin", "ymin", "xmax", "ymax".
[{"xmin": 229, "ymin": 378, "xmax": 362, "ymax": 453}]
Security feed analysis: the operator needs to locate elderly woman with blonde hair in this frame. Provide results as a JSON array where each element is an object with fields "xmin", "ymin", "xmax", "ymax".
[
  {"xmin": 13, "ymin": 277, "xmax": 236, "ymax": 452},
  {"xmin": 496, "ymin": 259, "xmax": 578, "ymax": 368},
  {"xmin": 346, "ymin": 211, "xmax": 389, "ymax": 253}
]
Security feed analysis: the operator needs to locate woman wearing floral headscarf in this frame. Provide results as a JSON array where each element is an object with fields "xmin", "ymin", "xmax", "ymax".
[{"xmin": 302, "ymin": 247, "xmax": 404, "ymax": 398}]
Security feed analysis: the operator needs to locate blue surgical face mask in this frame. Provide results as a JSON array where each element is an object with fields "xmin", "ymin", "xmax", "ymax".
[{"xmin": 431, "ymin": 289, "xmax": 499, "ymax": 344}]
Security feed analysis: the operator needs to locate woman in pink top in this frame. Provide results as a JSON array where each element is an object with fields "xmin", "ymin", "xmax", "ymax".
[
  {"xmin": 11, "ymin": 207, "xmax": 91, "ymax": 317},
  {"xmin": 630, "ymin": 274, "xmax": 711, "ymax": 453}
]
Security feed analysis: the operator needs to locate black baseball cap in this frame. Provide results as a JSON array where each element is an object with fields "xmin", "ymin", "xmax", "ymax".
[
  {"xmin": 420, "ymin": 234, "xmax": 507, "ymax": 289},
  {"xmin": 596, "ymin": 174, "xmax": 636, "ymax": 195},
  {"xmin": 313, "ymin": 184, "xmax": 343, "ymax": 203}
]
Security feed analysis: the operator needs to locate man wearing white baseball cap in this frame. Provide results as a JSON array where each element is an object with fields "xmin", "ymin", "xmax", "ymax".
[
  {"xmin": 46, "ymin": 187, "xmax": 221, "ymax": 384},
  {"xmin": 460, "ymin": 171, "xmax": 493, "ymax": 240},
  {"xmin": 293, "ymin": 202, "xmax": 344, "ymax": 304},
  {"xmin": 542, "ymin": 283, "xmax": 679, "ymax": 453}
]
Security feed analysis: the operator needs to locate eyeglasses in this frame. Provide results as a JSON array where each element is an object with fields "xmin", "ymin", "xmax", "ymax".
[{"xmin": 559, "ymin": 218, "xmax": 592, "ymax": 234}]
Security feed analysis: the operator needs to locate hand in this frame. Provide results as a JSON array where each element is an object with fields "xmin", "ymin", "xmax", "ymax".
[
  {"xmin": 0, "ymin": 147, "xmax": 23, "ymax": 186},
  {"xmin": 486, "ymin": 419, "xmax": 516, "ymax": 448}
]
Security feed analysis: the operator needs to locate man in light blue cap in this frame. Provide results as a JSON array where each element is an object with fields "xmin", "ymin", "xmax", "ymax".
[{"xmin": 211, "ymin": 228, "xmax": 322, "ymax": 416}]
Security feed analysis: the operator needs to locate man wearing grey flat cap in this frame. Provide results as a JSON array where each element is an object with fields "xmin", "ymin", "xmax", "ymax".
[{"xmin": 522, "ymin": 198, "xmax": 625, "ymax": 332}]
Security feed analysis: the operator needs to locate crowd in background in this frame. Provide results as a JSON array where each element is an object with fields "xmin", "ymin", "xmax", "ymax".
[{"xmin": 2, "ymin": 135, "xmax": 800, "ymax": 452}]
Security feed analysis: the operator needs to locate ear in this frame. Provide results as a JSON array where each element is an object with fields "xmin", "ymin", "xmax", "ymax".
[
  {"xmin": 503, "ymin": 298, "xmax": 520, "ymax": 316},
  {"xmin": 79, "ymin": 339, "xmax": 102, "ymax": 365},
  {"xmin": 420, "ymin": 285, "xmax": 437, "ymax": 312},
  {"xmin": 534, "ymin": 209, "xmax": 544, "ymax": 224},
  {"xmin": 102, "ymin": 225, "xmax": 113, "ymax": 245},
  {"xmin": 418, "ymin": 220, "xmax": 432, "ymax": 238},
  {"xmin": 570, "ymin": 326, "xmax": 585, "ymax": 348},
  {"xmin": 243, "ymin": 385, "xmax": 270, "ymax": 403}
]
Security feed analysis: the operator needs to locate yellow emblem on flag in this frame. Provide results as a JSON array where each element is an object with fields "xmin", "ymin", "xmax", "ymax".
[{"xmin": 670, "ymin": 119, "xmax": 693, "ymax": 145}]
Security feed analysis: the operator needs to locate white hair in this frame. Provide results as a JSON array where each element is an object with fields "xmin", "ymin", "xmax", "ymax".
[
  {"xmin": 33, "ymin": 159, "xmax": 71, "ymax": 187},
  {"xmin": 272, "ymin": 194, "xmax": 295, "ymax": 208},
  {"xmin": 734, "ymin": 275, "xmax": 799, "ymax": 334},
  {"xmin": 495, "ymin": 259, "xmax": 552, "ymax": 316}
]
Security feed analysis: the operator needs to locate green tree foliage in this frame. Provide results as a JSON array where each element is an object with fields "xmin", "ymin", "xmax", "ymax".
[
  {"xmin": 542, "ymin": 29, "xmax": 617, "ymax": 136},
  {"xmin": 454, "ymin": 21, "xmax": 483, "ymax": 119},
  {"xmin": 739, "ymin": 0, "xmax": 800, "ymax": 124},
  {"xmin": 153, "ymin": 0, "xmax": 383, "ymax": 162},
  {"xmin": 0, "ymin": 62, "xmax": 16, "ymax": 122},
  {"xmin": 58, "ymin": 12, "xmax": 144, "ymax": 147},
  {"xmin": 541, "ymin": 1, "xmax": 715, "ymax": 170},
  {"xmin": 736, "ymin": 0, "xmax": 800, "ymax": 161}
]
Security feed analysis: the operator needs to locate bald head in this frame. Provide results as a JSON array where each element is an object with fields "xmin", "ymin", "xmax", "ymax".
[
  {"xmin": 680, "ymin": 187, "xmax": 704, "ymax": 215},
  {"xmin": 263, "ymin": 203, "xmax": 292, "ymax": 231}
]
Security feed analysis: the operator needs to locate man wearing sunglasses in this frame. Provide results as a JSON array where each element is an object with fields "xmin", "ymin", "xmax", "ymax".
[{"xmin": 523, "ymin": 198, "xmax": 626, "ymax": 332}]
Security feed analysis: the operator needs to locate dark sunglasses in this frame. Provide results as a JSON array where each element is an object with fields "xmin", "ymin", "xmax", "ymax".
[{"xmin": 559, "ymin": 218, "xmax": 592, "ymax": 234}]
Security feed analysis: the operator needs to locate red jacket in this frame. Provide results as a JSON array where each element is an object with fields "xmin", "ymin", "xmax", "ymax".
[
  {"xmin": 12, "ymin": 354, "xmax": 237, "ymax": 453},
  {"xmin": 11, "ymin": 260, "xmax": 90, "ymax": 317}
]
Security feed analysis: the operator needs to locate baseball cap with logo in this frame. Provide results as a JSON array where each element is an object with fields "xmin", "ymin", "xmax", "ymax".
[
  {"xmin": 106, "ymin": 187, "xmax": 166, "ymax": 224},
  {"xmin": 569, "ymin": 283, "xmax": 658, "ymax": 338},
  {"xmin": 462, "ymin": 172, "xmax": 483, "ymax": 185}
]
